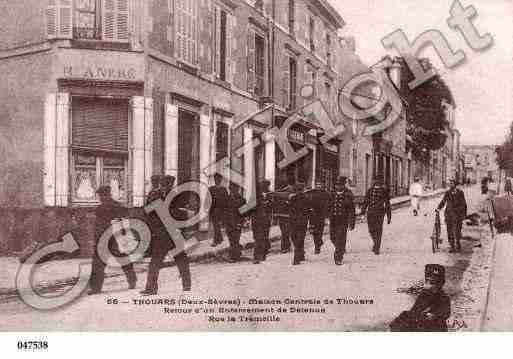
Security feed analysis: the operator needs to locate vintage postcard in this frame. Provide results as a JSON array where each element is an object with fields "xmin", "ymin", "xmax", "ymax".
[{"xmin": 0, "ymin": 0, "xmax": 512, "ymax": 341}]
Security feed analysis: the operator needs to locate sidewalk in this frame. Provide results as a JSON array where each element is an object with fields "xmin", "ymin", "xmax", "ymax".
[
  {"xmin": 0, "ymin": 189, "xmax": 445, "ymax": 296},
  {"xmin": 481, "ymin": 232, "xmax": 513, "ymax": 330}
]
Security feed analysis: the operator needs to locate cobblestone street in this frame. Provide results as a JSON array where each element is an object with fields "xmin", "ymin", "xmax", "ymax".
[{"xmin": 0, "ymin": 186, "xmax": 492, "ymax": 331}]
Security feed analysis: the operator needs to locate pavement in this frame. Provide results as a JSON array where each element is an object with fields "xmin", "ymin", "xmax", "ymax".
[
  {"xmin": 0, "ymin": 189, "xmax": 445, "ymax": 295},
  {"xmin": 0, "ymin": 187, "xmax": 492, "ymax": 331},
  {"xmin": 481, "ymin": 231, "xmax": 513, "ymax": 330}
]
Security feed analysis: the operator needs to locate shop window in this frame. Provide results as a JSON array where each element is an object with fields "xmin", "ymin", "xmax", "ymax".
[
  {"xmin": 72, "ymin": 151, "xmax": 127, "ymax": 204},
  {"xmin": 216, "ymin": 120, "xmax": 230, "ymax": 162},
  {"xmin": 71, "ymin": 97, "xmax": 129, "ymax": 205}
]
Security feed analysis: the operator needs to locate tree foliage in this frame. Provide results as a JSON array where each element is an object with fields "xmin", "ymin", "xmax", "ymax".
[
  {"xmin": 401, "ymin": 57, "xmax": 454, "ymax": 152},
  {"xmin": 496, "ymin": 122, "xmax": 513, "ymax": 173}
]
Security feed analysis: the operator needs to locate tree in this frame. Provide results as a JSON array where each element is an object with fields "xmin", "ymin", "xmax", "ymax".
[
  {"xmin": 400, "ymin": 57, "xmax": 454, "ymax": 152},
  {"xmin": 496, "ymin": 122, "xmax": 513, "ymax": 176}
]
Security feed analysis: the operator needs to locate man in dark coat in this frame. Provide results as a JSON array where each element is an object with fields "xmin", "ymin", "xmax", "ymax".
[
  {"xmin": 251, "ymin": 180, "xmax": 273, "ymax": 264},
  {"xmin": 277, "ymin": 175, "xmax": 295, "ymax": 253},
  {"xmin": 140, "ymin": 175, "xmax": 191, "ymax": 295},
  {"xmin": 225, "ymin": 183, "xmax": 247, "ymax": 263},
  {"xmin": 89, "ymin": 186, "xmax": 137, "ymax": 295},
  {"xmin": 307, "ymin": 181, "xmax": 331, "ymax": 254},
  {"xmin": 361, "ymin": 175, "xmax": 392, "ymax": 255},
  {"xmin": 328, "ymin": 176, "xmax": 356, "ymax": 265},
  {"xmin": 289, "ymin": 182, "xmax": 309, "ymax": 265},
  {"xmin": 390, "ymin": 264, "xmax": 451, "ymax": 332},
  {"xmin": 437, "ymin": 178, "xmax": 467, "ymax": 253},
  {"xmin": 209, "ymin": 173, "xmax": 229, "ymax": 247}
]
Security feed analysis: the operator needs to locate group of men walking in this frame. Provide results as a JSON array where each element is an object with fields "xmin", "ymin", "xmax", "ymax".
[
  {"xmin": 87, "ymin": 170, "xmax": 468, "ymax": 296},
  {"xmin": 206, "ymin": 173, "xmax": 393, "ymax": 266}
]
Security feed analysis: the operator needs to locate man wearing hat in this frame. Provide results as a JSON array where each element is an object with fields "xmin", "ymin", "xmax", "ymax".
[
  {"xmin": 437, "ymin": 178, "xmax": 467, "ymax": 253},
  {"xmin": 390, "ymin": 264, "xmax": 451, "ymax": 331},
  {"xmin": 225, "ymin": 182, "xmax": 247, "ymax": 263},
  {"xmin": 89, "ymin": 186, "xmax": 137, "ymax": 295},
  {"xmin": 141, "ymin": 175, "xmax": 192, "ymax": 295},
  {"xmin": 277, "ymin": 174, "xmax": 296, "ymax": 253},
  {"xmin": 361, "ymin": 175, "xmax": 392, "ymax": 255},
  {"xmin": 307, "ymin": 181, "xmax": 331, "ymax": 254},
  {"xmin": 328, "ymin": 176, "xmax": 356, "ymax": 265},
  {"xmin": 289, "ymin": 182, "xmax": 310, "ymax": 265},
  {"xmin": 251, "ymin": 180, "xmax": 273, "ymax": 264},
  {"xmin": 209, "ymin": 173, "xmax": 229, "ymax": 247}
]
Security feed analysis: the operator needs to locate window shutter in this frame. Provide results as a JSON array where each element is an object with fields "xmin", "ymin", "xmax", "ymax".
[
  {"xmin": 55, "ymin": 93, "xmax": 71, "ymax": 207},
  {"xmin": 164, "ymin": 103, "xmax": 179, "ymax": 177},
  {"xmin": 72, "ymin": 98, "xmax": 129, "ymax": 152},
  {"xmin": 246, "ymin": 29, "xmax": 256, "ymax": 93},
  {"xmin": 131, "ymin": 97, "xmax": 153, "ymax": 207},
  {"xmin": 44, "ymin": 93, "xmax": 57, "ymax": 206},
  {"xmin": 102, "ymin": 0, "xmax": 129, "ymax": 42},
  {"xmin": 46, "ymin": 1, "xmax": 58, "ymax": 39},
  {"xmin": 46, "ymin": 0, "xmax": 73, "ymax": 39},
  {"xmin": 213, "ymin": 6, "xmax": 221, "ymax": 76},
  {"xmin": 282, "ymin": 56, "xmax": 290, "ymax": 109},
  {"xmin": 58, "ymin": 0, "xmax": 73, "ymax": 38},
  {"xmin": 226, "ymin": 13, "xmax": 236, "ymax": 85}
]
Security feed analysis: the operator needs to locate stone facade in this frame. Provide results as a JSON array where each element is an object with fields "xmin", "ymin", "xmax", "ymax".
[{"xmin": 0, "ymin": 0, "xmax": 352, "ymax": 254}]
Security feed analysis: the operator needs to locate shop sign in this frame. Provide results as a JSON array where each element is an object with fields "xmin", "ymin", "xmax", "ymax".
[{"xmin": 57, "ymin": 49, "xmax": 145, "ymax": 82}]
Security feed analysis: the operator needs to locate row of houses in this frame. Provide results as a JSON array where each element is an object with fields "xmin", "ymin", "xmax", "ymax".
[{"xmin": 0, "ymin": 0, "xmax": 462, "ymax": 254}]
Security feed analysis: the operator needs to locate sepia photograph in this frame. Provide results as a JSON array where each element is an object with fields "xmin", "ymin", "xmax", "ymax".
[{"xmin": 1, "ymin": 0, "xmax": 513, "ymax": 352}]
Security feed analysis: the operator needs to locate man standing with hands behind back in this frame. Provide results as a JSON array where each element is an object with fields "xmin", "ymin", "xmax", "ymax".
[
  {"xmin": 437, "ymin": 178, "xmax": 467, "ymax": 253},
  {"xmin": 361, "ymin": 175, "xmax": 392, "ymax": 255}
]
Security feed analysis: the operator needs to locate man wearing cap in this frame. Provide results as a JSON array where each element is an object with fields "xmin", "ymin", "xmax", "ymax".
[
  {"xmin": 390, "ymin": 264, "xmax": 451, "ymax": 332},
  {"xmin": 140, "ymin": 175, "xmax": 192, "ymax": 295},
  {"xmin": 328, "ymin": 176, "xmax": 356, "ymax": 265},
  {"xmin": 225, "ymin": 183, "xmax": 247, "ymax": 263},
  {"xmin": 277, "ymin": 175, "xmax": 295, "ymax": 253},
  {"xmin": 437, "ymin": 178, "xmax": 467, "ymax": 253},
  {"xmin": 89, "ymin": 186, "xmax": 137, "ymax": 295},
  {"xmin": 307, "ymin": 181, "xmax": 331, "ymax": 254},
  {"xmin": 289, "ymin": 183, "xmax": 309, "ymax": 265},
  {"xmin": 209, "ymin": 173, "xmax": 229, "ymax": 247},
  {"xmin": 251, "ymin": 180, "xmax": 273, "ymax": 264},
  {"xmin": 361, "ymin": 175, "xmax": 392, "ymax": 255}
]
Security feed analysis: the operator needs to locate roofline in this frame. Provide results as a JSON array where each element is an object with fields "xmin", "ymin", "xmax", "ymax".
[{"xmin": 310, "ymin": 0, "xmax": 346, "ymax": 29}]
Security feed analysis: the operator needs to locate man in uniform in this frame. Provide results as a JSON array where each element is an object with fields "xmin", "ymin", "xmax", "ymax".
[
  {"xmin": 308, "ymin": 181, "xmax": 331, "ymax": 254},
  {"xmin": 328, "ymin": 176, "xmax": 356, "ymax": 265},
  {"xmin": 390, "ymin": 264, "xmax": 451, "ymax": 332},
  {"xmin": 140, "ymin": 175, "xmax": 191, "ymax": 295},
  {"xmin": 251, "ymin": 180, "xmax": 273, "ymax": 264},
  {"xmin": 209, "ymin": 173, "xmax": 229, "ymax": 247},
  {"xmin": 289, "ymin": 182, "xmax": 309, "ymax": 265},
  {"xmin": 361, "ymin": 175, "xmax": 392, "ymax": 255},
  {"xmin": 277, "ymin": 175, "xmax": 295, "ymax": 253},
  {"xmin": 89, "ymin": 186, "xmax": 137, "ymax": 295},
  {"xmin": 225, "ymin": 183, "xmax": 246, "ymax": 263},
  {"xmin": 437, "ymin": 178, "xmax": 467, "ymax": 253}
]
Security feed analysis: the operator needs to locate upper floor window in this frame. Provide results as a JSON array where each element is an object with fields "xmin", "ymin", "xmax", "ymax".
[
  {"xmin": 214, "ymin": 7, "xmax": 228, "ymax": 81},
  {"xmin": 326, "ymin": 33, "xmax": 332, "ymax": 67},
  {"xmin": 289, "ymin": 57, "xmax": 298, "ymax": 109},
  {"xmin": 46, "ymin": 0, "xmax": 129, "ymax": 42},
  {"xmin": 247, "ymin": 30, "xmax": 266, "ymax": 96},
  {"xmin": 175, "ymin": 0, "xmax": 198, "ymax": 66},
  {"xmin": 288, "ymin": 0, "xmax": 295, "ymax": 34},
  {"xmin": 254, "ymin": 0, "xmax": 264, "ymax": 11},
  {"xmin": 308, "ymin": 17, "xmax": 315, "ymax": 51}
]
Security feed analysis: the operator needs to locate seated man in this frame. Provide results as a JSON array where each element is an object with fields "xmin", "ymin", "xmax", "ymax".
[{"xmin": 390, "ymin": 264, "xmax": 451, "ymax": 332}]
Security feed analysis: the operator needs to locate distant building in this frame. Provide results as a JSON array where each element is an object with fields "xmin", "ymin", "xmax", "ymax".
[{"xmin": 462, "ymin": 145, "xmax": 499, "ymax": 184}]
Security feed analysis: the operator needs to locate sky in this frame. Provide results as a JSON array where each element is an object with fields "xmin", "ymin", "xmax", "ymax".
[{"xmin": 329, "ymin": 0, "xmax": 513, "ymax": 146}]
